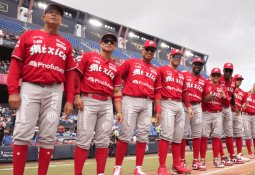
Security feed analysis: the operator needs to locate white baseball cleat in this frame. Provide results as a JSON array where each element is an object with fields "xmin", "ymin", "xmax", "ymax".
[{"xmin": 112, "ymin": 166, "xmax": 122, "ymax": 175}]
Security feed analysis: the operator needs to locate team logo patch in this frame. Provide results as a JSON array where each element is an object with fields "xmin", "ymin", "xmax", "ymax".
[
  {"xmin": 102, "ymin": 122, "xmax": 111, "ymax": 131},
  {"xmin": 47, "ymin": 111, "xmax": 58, "ymax": 122}
]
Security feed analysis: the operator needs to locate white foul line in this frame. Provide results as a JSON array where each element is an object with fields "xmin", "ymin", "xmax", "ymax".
[{"xmin": 201, "ymin": 160, "xmax": 255, "ymax": 175}]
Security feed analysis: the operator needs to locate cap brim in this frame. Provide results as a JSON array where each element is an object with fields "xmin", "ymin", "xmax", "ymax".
[
  {"xmin": 193, "ymin": 61, "xmax": 204, "ymax": 64},
  {"xmin": 101, "ymin": 34, "xmax": 117, "ymax": 42}
]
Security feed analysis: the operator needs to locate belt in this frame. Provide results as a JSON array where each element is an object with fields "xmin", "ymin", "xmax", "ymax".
[
  {"xmin": 82, "ymin": 93, "xmax": 111, "ymax": 101},
  {"xmin": 190, "ymin": 101, "xmax": 201, "ymax": 105},
  {"xmin": 243, "ymin": 112, "xmax": 255, "ymax": 116},
  {"xmin": 163, "ymin": 97, "xmax": 182, "ymax": 102},
  {"xmin": 28, "ymin": 82, "xmax": 61, "ymax": 87},
  {"xmin": 125, "ymin": 95, "xmax": 151, "ymax": 99},
  {"xmin": 203, "ymin": 110, "xmax": 222, "ymax": 113}
]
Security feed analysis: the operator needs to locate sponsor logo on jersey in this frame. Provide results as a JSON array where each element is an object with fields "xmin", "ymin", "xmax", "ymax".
[
  {"xmin": 28, "ymin": 61, "xmax": 64, "ymax": 73},
  {"xmin": 131, "ymin": 79, "xmax": 153, "ymax": 90}
]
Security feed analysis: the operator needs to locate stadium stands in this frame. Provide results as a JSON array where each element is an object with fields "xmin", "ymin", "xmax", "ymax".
[{"xmin": 0, "ymin": 15, "xmax": 209, "ymax": 77}]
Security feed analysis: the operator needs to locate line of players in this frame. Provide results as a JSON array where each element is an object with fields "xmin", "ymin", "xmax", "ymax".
[
  {"xmin": 7, "ymin": 4, "xmax": 255, "ymax": 174},
  {"xmin": 74, "ymin": 36, "xmax": 255, "ymax": 175},
  {"xmin": 110, "ymin": 39, "xmax": 255, "ymax": 174}
]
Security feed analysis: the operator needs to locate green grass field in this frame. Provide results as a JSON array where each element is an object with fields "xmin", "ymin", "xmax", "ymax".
[
  {"xmin": 0, "ymin": 148, "xmax": 253, "ymax": 175},
  {"xmin": 0, "ymin": 150, "xmax": 214, "ymax": 175}
]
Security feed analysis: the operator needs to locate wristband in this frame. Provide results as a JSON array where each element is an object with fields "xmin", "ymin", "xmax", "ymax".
[{"xmin": 155, "ymin": 104, "xmax": 161, "ymax": 113}]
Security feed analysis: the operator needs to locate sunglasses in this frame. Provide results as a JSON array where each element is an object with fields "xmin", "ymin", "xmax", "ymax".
[
  {"xmin": 236, "ymin": 78, "xmax": 243, "ymax": 81},
  {"xmin": 145, "ymin": 47, "xmax": 156, "ymax": 53},
  {"xmin": 102, "ymin": 38, "xmax": 115, "ymax": 45},
  {"xmin": 172, "ymin": 54, "xmax": 182, "ymax": 59},
  {"xmin": 193, "ymin": 62, "xmax": 204, "ymax": 66},
  {"xmin": 211, "ymin": 73, "xmax": 221, "ymax": 77},
  {"xmin": 224, "ymin": 69, "xmax": 233, "ymax": 73}
]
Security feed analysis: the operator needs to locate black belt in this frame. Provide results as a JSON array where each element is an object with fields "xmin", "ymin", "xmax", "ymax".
[
  {"xmin": 190, "ymin": 101, "xmax": 201, "ymax": 105},
  {"xmin": 125, "ymin": 95, "xmax": 151, "ymax": 99},
  {"xmin": 27, "ymin": 82, "xmax": 61, "ymax": 87},
  {"xmin": 203, "ymin": 110, "xmax": 222, "ymax": 113}
]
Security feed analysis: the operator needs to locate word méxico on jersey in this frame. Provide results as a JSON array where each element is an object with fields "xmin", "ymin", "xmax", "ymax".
[{"xmin": 29, "ymin": 44, "xmax": 67, "ymax": 61}]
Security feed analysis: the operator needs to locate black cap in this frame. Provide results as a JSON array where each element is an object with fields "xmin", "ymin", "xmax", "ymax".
[
  {"xmin": 101, "ymin": 33, "xmax": 117, "ymax": 42},
  {"xmin": 45, "ymin": 3, "xmax": 64, "ymax": 16}
]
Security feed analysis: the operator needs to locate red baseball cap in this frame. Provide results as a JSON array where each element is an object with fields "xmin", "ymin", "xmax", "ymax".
[
  {"xmin": 170, "ymin": 49, "xmax": 182, "ymax": 56},
  {"xmin": 192, "ymin": 57, "xmax": 204, "ymax": 64},
  {"xmin": 211, "ymin": 68, "xmax": 221, "ymax": 75},
  {"xmin": 234, "ymin": 74, "xmax": 244, "ymax": 80},
  {"xmin": 143, "ymin": 40, "xmax": 157, "ymax": 49},
  {"xmin": 223, "ymin": 62, "xmax": 234, "ymax": 69}
]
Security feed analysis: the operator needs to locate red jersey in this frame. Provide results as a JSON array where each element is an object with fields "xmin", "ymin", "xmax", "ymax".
[
  {"xmin": 183, "ymin": 71, "xmax": 206, "ymax": 103},
  {"xmin": 219, "ymin": 76, "xmax": 236, "ymax": 107},
  {"xmin": 119, "ymin": 59, "xmax": 161, "ymax": 98},
  {"xmin": 158, "ymin": 66, "xmax": 187, "ymax": 100},
  {"xmin": 11, "ymin": 30, "xmax": 76, "ymax": 83},
  {"xmin": 77, "ymin": 52, "xmax": 122, "ymax": 97},
  {"xmin": 202, "ymin": 81, "xmax": 230, "ymax": 112},
  {"xmin": 243, "ymin": 93, "xmax": 255, "ymax": 115},
  {"xmin": 232, "ymin": 88, "xmax": 247, "ymax": 112}
]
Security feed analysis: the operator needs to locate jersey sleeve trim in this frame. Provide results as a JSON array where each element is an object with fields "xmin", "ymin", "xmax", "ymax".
[
  {"xmin": 11, "ymin": 55, "xmax": 23, "ymax": 61},
  {"xmin": 114, "ymin": 84, "xmax": 122, "ymax": 87},
  {"xmin": 77, "ymin": 68, "xmax": 84, "ymax": 75},
  {"xmin": 65, "ymin": 66, "xmax": 77, "ymax": 72}
]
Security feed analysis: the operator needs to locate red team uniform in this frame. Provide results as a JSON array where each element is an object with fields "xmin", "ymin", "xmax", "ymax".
[
  {"xmin": 181, "ymin": 69, "xmax": 206, "ymax": 170},
  {"xmin": 113, "ymin": 40, "xmax": 161, "ymax": 175},
  {"xmin": 74, "ymin": 33, "xmax": 123, "ymax": 175},
  {"xmin": 243, "ymin": 89, "xmax": 255, "ymax": 157},
  {"xmin": 232, "ymin": 74, "xmax": 247, "ymax": 156},
  {"xmin": 201, "ymin": 70, "xmax": 230, "ymax": 168},
  {"xmin": 157, "ymin": 49, "xmax": 192, "ymax": 174},
  {"xmin": 7, "ymin": 6, "xmax": 76, "ymax": 175}
]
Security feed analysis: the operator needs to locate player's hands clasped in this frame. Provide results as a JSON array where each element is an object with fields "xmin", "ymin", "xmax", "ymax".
[
  {"xmin": 8, "ymin": 94, "xmax": 21, "ymax": 110},
  {"xmin": 74, "ymin": 94, "xmax": 84, "ymax": 111}
]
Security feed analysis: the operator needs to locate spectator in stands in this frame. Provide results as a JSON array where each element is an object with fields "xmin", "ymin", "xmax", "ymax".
[
  {"xmin": 0, "ymin": 120, "xmax": 6, "ymax": 146},
  {"xmin": 2, "ymin": 129, "xmax": 13, "ymax": 146}
]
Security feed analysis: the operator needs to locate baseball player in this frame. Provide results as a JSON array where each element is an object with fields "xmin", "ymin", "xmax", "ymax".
[
  {"xmin": 219, "ymin": 62, "xmax": 244, "ymax": 165},
  {"xmin": 73, "ymin": 33, "xmax": 122, "ymax": 175},
  {"xmin": 157, "ymin": 49, "xmax": 193, "ymax": 175},
  {"xmin": 232, "ymin": 74, "xmax": 249, "ymax": 162},
  {"xmin": 200, "ymin": 68, "xmax": 229, "ymax": 168},
  {"xmin": 242, "ymin": 83, "xmax": 255, "ymax": 159},
  {"xmin": 7, "ymin": 3, "xmax": 76, "ymax": 175},
  {"xmin": 180, "ymin": 57, "xmax": 206, "ymax": 171},
  {"xmin": 112, "ymin": 40, "xmax": 161, "ymax": 175}
]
